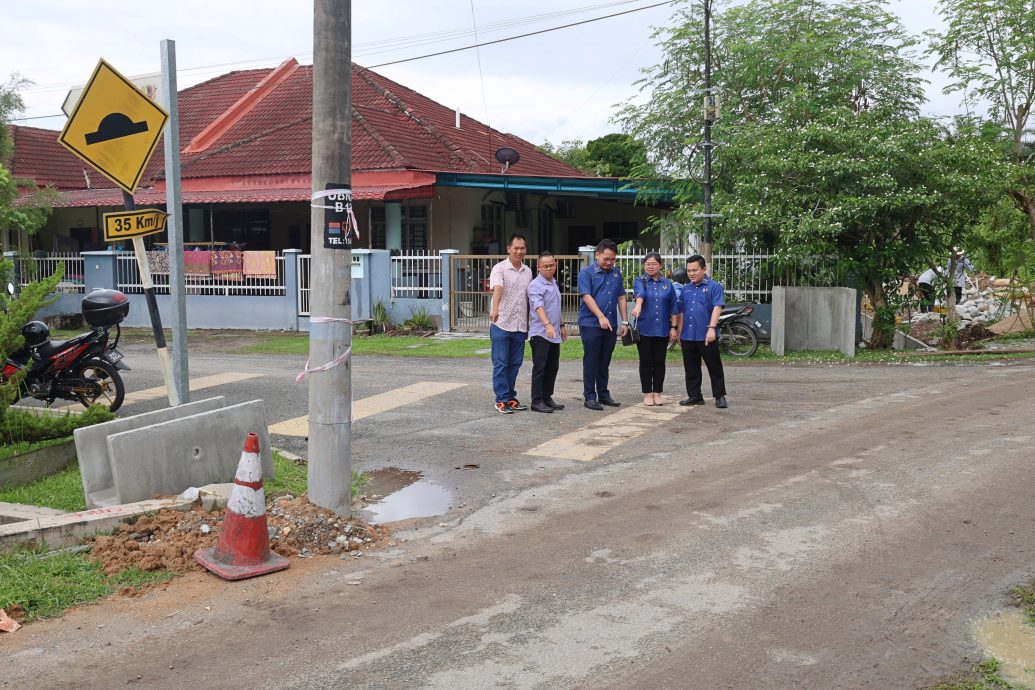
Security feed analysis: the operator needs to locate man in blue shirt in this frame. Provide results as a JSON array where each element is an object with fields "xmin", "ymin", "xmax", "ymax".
[
  {"xmin": 577, "ymin": 239, "xmax": 629, "ymax": 410},
  {"xmin": 676, "ymin": 254, "xmax": 728, "ymax": 409}
]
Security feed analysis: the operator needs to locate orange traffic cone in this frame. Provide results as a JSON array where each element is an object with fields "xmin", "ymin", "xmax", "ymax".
[{"xmin": 195, "ymin": 432, "xmax": 289, "ymax": 580}]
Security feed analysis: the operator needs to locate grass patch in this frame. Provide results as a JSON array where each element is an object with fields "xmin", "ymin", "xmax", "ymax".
[
  {"xmin": 925, "ymin": 658, "xmax": 1015, "ymax": 690},
  {"xmin": 268, "ymin": 451, "xmax": 369, "ymax": 501},
  {"xmin": 0, "ymin": 462, "xmax": 87, "ymax": 512},
  {"xmin": 1009, "ymin": 577, "xmax": 1035, "ymax": 626},
  {"xmin": 0, "ymin": 548, "xmax": 172, "ymax": 621}
]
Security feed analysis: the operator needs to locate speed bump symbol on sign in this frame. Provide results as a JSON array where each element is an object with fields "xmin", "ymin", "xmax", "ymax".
[
  {"xmin": 103, "ymin": 209, "xmax": 168, "ymax": 241},
  {"xmin": 58, "ymin": 59, "xmax": 169, "ymax": 195}
]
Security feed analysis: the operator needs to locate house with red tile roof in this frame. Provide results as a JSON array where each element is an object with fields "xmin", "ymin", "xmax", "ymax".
[{"xmin": 8, "ymin": 59, "xmax": 668, "ymax": 256}]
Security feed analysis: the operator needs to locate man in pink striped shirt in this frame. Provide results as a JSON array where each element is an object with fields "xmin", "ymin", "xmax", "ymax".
[{"xmin": 489, "ymin": 234, "xmax": 532, "ymax": 414}]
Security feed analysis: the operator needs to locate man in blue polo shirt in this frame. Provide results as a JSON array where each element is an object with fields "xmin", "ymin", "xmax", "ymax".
[
  {"xmin": 577, "ymin": 239, "xmax": 629, "ymax": 410},
  {"xmin": 676, "ymin": 254, "xmax": 728, "ymax": 409}
]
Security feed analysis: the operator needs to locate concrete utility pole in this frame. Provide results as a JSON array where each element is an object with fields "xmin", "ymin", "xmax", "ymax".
[
  {"xmin": 701, "ymin": 0, "xmax": 714, "ymax": 268},
  {"xmin": 307, "ymin": 0, "xmax": 353, "ymax": 515},
  {"xmin": 161, "ymin": 39, "xmax": 190, "ymax": 405}
]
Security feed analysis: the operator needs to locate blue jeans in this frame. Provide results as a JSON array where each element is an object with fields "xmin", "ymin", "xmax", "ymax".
[
  {"xmin": 490, "ymin": 324, "xmax": 527, "ymax": 403},
  {"xmin": 580, "ymin": 325, "xmax": 617, "ymax": 401}
]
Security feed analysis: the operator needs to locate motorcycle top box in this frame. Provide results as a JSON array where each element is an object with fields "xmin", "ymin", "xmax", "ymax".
[{"xmin": 82, "ymin": 289, "xmax": 130, "ymax": 327}]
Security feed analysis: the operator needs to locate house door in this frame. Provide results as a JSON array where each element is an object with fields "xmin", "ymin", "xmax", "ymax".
[{"xmin": 567, "ymin": 225, "xmax": 597, "ymax": 254}]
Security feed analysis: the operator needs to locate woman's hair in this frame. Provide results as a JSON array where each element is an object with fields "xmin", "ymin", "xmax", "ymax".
[{"xmin": 642, "ymin": 251, "xmax": 663, "ymax": 266}]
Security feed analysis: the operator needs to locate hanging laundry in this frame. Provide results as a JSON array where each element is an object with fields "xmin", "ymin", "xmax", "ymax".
[
  {"xmin": 146, "ymin": 251, "xmax": 169, "ymax": 275},
  {"xmin": 211, "ymin": 250, "xmax": 244, "ymax": 282},
  {"xmin": 184, "ymin": 250, "xmax": 212, "ymax": 277},
  {"xmin": 243, "ymin": 251, "xmax": 277, "ymax": 279}
]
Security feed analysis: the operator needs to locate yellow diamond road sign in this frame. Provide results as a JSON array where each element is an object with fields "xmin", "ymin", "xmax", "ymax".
[{"xmin": 58, "ymin": 59, "xmax": 169, "ymax": 196}]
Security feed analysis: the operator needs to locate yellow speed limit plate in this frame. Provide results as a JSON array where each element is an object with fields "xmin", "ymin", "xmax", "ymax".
[{"xmin": 103, "ymin": 209, "xmax": 168, "ymax": 241}]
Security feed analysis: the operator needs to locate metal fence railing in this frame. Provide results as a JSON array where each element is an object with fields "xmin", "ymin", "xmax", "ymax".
[
  {"xmin": 297, "ymin": 253, "xmax": 312, "ymax": 316},
  {"xmin": 449, "ymin": 254, "xmax": 587, "ymax": 333},
  {"xmin": 116, "ymin": 253, "xmax": 287, "ymax": 297},
  {"xmin": 615, "ymin": 250, "xmax": 842, "ymax": 304},
  {"xmin": 13, "ymin": 253, "xmax": 86, "ymax": 294},
  {"xmin": 391, "ymin": 251, "xmax": 442, "ymax": 299}
]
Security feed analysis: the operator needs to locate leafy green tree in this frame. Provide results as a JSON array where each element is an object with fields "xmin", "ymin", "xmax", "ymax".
[
  {"xmin": 927, "ymin": 0, "xmax": 1035, "ymax": 245},
  {"xmin": 618, "ymin": 0, "xmax": 925, "ymax": 183},
  {"xmin": 539, "ymin": 134, "xmax": 653, "ymax": 178},
  {"xmin": 721, "ymin": 106, "xmax": 1007, "ymax": 347},
  {"xmin": 1, "ymin": 75, "xmax": 55, "ymax": 240}
]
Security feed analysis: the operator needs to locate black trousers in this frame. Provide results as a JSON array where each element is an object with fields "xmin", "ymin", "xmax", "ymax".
[
  {"xmin": 529, "ymin": 336, "xmax": 560, "ymax": 404},
  {"xmin": 636, "ymin": 335, "xmax": 669, "ymax": 393},
  {"xmin": 680, "ymin": 339, "xmax": 726, "ymax": 399}
]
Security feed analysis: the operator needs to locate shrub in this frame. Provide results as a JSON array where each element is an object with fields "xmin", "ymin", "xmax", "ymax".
[{"xmin": 403, "ymin": 307, "xmax": 435, "ymax": 332}]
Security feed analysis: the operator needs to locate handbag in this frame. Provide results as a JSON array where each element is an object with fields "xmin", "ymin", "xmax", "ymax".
[{"xmin": 621, "ymin": 315, "xmax": 640, "ymax": 346}]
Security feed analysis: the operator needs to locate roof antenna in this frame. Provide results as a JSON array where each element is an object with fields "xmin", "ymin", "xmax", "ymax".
[{"xmin": 495, "ymin": 147, "xmax": 520, "ymax": 174}]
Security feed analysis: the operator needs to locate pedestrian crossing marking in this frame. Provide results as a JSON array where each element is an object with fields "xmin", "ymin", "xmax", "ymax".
[
  {"xmin": 269, "ymin": 381, "xmax": 468, "ymax": 437},
  {"xmin": 524, "ymin": 403, "xmax": 688, "ymax": 462}
]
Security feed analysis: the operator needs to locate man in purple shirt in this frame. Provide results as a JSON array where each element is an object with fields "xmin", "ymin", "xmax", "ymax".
[{"xmin": 527, "ymin": 252, "xmax": 568, "ymax": 413}]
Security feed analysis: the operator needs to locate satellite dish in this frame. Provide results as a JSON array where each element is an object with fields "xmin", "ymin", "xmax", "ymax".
[{"xmin": 495, "ymin": 147, "xmax": 520, "ymax": 173}]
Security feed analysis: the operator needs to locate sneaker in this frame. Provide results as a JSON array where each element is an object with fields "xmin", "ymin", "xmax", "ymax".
[
  {"xmin": 508, "ymin": 399, "xmax": 528, "ymax": 411},
  {"xmin": 495, "ymin": 402, "xmax": 513, "ymax": 414}
]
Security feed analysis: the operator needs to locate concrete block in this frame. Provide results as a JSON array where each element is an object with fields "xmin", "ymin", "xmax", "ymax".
[
  {"xmin": 0, "ymin": 496, "xmax": 194, "ymax": 552},
  {"xmin": 0, "ymin": 440, "xmax": 77, "ymax": 488},
  {"xmin": 771, "ymin": 286, "xmax": 857, "ymax": 356},
  {"xmin": 75, "ymin": 397, "xmax": 227, "ymax": 508},
  {"xmin": 0, "ymin": 501, "xmax": 67, "ymax": 525},
  {"xmin": 106, "ymin": 400, "xmax": 273, "ymax": 505}
]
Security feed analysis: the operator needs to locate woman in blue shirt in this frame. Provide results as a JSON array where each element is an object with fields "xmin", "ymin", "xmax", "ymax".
[{"xmin": 631, "ymin": 252, "xmax": 679, "ymax": 406}]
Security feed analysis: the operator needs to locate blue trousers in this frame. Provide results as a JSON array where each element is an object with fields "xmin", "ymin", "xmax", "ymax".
[
  {"xmin": 490, "ymin": 324, "xmax": 527, "ymax": 403},
  {"xmin": 580, "ymin": 325, "xmax": 617, "ymax": 401}
]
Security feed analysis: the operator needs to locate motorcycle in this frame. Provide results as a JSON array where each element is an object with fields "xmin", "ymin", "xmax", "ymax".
[
  {"xmin": 716, "ymin": 304, "xmax": 762, "ymax": 357},
  {"xmin": 0, "ymin": 289, "xmax": 131, "ymax": 412}
]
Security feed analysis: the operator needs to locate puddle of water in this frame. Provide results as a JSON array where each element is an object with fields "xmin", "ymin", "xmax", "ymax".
[
  {"xmin": 362, "ymin": 468, "xmax": 453, "ymax": 524},
  {"xmin": 972, "ymin": 609, "xmax": 1035, "ymax": 689}
]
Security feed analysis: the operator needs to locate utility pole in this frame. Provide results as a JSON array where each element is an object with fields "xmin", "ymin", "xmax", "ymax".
[
  {"xmin": 308, "ymin": 0, "xmax": 353, "ymax": 515},
  {"xmin": 701, "ymin": 0, "xmax": 714, "ymax": 268}
]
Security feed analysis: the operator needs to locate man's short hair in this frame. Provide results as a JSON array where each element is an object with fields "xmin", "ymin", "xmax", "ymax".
[
  {"xmin": 686, "ymin": 254, "xmax": 706, "ymax": 269},
  {"xmin": 596, "ymin": 239, "xmax": 618, "ymax": 254},
  {"xmin": 538, "ymin": 251, "xmax": 555, "ymax": 261},
  {"xmin": 507, "ymin": 233, "xmax": 527, "ymax": 247}
]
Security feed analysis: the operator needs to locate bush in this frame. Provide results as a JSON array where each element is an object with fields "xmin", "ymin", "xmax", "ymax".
[
  {"xmin": 403, "ymin": 307, "xmax": 435, "ymax": 332},
  {"xmin": 0, "ymin": 405, "xmax": 115, "ymax": 446}
]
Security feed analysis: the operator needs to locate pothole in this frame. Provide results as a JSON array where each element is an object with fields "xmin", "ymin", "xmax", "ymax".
[{"xmin": 361, "ymin": 468, "xmax": 453, "ymax": 524}]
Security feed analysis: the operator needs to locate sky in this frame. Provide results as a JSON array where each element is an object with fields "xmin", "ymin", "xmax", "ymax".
[{"xmin": 3, "ymin": 0, "xmax": 965, "ymax": 147}]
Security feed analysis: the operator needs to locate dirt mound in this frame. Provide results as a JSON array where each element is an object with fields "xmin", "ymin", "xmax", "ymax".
[{"xmin": 88, "ymin": 495, "xmax": 391, "ymax": 576}]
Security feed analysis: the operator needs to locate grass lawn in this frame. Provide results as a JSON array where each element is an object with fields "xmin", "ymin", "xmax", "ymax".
[
  {"xmin": 230, "ymin": 331, "xmax": 1035, "ymax": 365},
  {"xmin": 0, "ymin": 549, "xmax": 173, "ymax": 621}
]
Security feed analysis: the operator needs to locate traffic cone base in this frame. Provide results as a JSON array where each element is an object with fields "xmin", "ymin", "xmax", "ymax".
[{"xmin": 194, "ymin": 432, "xmax": 289, "ymax": 580}]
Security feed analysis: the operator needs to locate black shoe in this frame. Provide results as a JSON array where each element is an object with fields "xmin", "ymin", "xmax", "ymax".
[
  {"xmin": 531, "ymin": 401, "xmax": 554, "ymax": 413},
  {"xmin": 715, "ymin": 396, "xmax": 728, "ymax": 409},
  {"xmin": 508, "ymin": 399, "xmax": 528, "ymax": 411},
  {"xmin": 545, "ymin": 398, "xmax": 565, "ymax": 410},
  {"xmin": 679, "ymin": 397, "xmax": 706, "ymax": 406},
  {"xmin": 599, "ymin": 397, "xmax": 621, "ymax": 407},
  {"xmin": 584, "ymin": 400, "xmax": 604, "ymax": 411}
]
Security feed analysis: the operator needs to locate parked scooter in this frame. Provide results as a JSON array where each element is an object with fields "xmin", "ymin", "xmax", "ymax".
[
  {"xmin": 716, "ymin": 304, "xmax": 761, "ymax": 357},
  {"xmin": 0, "ymin": 289, "xmax": 131, "ymax": 412}
]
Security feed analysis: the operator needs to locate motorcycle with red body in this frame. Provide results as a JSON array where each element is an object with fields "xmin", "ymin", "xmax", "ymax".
[{"xmin": 0, "ymin": 289, "xmax": 131, "ymax": 412}]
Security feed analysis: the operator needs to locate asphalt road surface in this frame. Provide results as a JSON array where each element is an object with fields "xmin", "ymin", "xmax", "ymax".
[{"xmin": 3, "ymin": 344, "xmax": 1034, "ymax": 689}]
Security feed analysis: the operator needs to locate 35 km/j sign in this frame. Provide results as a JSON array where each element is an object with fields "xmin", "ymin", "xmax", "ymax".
[{"xmin": 103, "ymin": 209, "xmax": 168, "ymax": 241}]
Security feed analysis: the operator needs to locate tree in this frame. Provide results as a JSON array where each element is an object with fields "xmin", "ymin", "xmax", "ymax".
[
  {"xmin": 927, "ymin": 0, "xmax": 1035, "ymax": 245},
  {"xmin": 618, "ymin": 0, "xmax": 925, "ymax": 182},
  {"xmin": 539, "ymin": 134, "xmax": 653, "ymax": 178},
  {"xmin": 1, "ymin": 75, "xmax": 55, "ymax": 241},
  {"xmin": 721, "ymin": 106, "xmax": 1008, "ymax": 347}
]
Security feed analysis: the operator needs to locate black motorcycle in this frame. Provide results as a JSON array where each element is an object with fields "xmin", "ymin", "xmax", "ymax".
[
  {"xmin": 1, "ymin": 289, "xmax": 131, "ymax": 412},
  {"xmin": 716, "ymin": 304, "xmax": 761, "ymax": 357}
]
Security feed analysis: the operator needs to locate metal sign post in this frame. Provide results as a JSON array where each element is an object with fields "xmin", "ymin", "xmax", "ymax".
[{"xmin": 59, "ymin": 58, "xmax": 178, "ymax": 407}]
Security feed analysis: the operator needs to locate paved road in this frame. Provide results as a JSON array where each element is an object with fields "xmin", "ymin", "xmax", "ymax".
[{"xmin": 4, "ymin": 346, "xmax": 1034, "ymax": 689}]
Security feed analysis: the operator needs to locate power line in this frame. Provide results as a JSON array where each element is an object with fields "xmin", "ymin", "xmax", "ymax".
[{"xmin": 368, "ymin": 0, "xmax": 675, "ymax": 69}]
